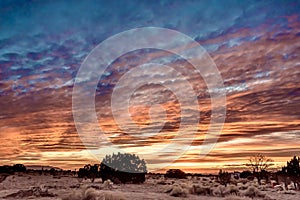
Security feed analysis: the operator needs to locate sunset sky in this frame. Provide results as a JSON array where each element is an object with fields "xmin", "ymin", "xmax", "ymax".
[{"xmin": 0, "ymin": 0, "xmax": 300, "ymax": 173}]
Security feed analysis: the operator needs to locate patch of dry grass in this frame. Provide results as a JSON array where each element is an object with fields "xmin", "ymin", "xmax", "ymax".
[{"xmin": 61, "ymin": 187, "xmax": 126, "ymax": 200}]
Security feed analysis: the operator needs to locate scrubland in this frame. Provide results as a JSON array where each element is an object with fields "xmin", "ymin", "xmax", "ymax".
[{"xmin": 0, "ymin": 173, "xmax": 299, "ymax": 200}]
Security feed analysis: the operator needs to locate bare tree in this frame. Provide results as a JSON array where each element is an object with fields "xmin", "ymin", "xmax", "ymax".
[{"xmin": 246, "ymin": 154, "xmax": 273, "ymax": 184}]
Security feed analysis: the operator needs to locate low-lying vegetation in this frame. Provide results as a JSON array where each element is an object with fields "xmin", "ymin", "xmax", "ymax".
[
  {"xmin": 1, "ymin": 154, "xmax": 300, "ymax": 199},
  {"xmin": 160, "ymin": 173, "xmax": 295, "ymax": 199},
  {"xmin": 62, "ymin": 187, "xmax": 126, "ymax": 200}
]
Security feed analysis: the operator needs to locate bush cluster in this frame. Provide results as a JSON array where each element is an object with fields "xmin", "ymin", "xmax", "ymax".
[{"xmin": 100, "ymin": 153, "xmax": 147, "ymax": 184}]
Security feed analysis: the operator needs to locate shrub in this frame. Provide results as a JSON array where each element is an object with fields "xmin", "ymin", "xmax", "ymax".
[
  {"xmin": 103, "ymin": 179, "xmax": 114, "ymax": 189},
  {"xmin": 0, "ymin": 165, "xmax": 13, "ymax": 174},
  {"xmin": 212, "ymin": 185, "xmax": 227, "ymax": 197},
  {"xmin": 282, "ymin": 156, "xmax": 300, "ymax": 189},
  {"xmin": 169, "ymin": 185, "xmax": 188, "ymax": 197},
  {"xmin": 157, "ymin": 179, "xmax": 167, "ymax": 185},
  {"xmin": 100, "ymin": 152, "xmax": 147, "ymax": 184},
  {"xmin": 242, "ymin": 185, "xmax": 265, "ymax": 198},
  {"xmin": 240, "ymin": 171, "xmax": 252, "ymax": 179},
  {"xmin": 225, "ymin": 185, "xmax": 239, "ymax": 195},
  {"xmin": 12, "ymin": 164, "xmax": 26, "ymax": 172},
  {"xmin": 190, "ymin": 184, "xmax": 211, "ymax": 196},
  {"xmin": 164, "ymin": 185, "xmax": 173, "ymax": 193},
  {"xmin": 49, "ymin": 168, "xmax": 57, "ymax": 176},
  {"xmin": 165, "ymin": 169, "xmax": 186, "ymax": 179},
  {"xmin": 219, "ymin": 170, "xmax": 231, "ymax": 187},
  {"xmin": 62, "ymin": 187, "xmax": 126, "ymax": 200},
  {"xmin": 78, "ymin": 164, "xmax": 100, "ymax": 182}
]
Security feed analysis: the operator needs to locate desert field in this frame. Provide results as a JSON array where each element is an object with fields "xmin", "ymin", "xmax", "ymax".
[{"xmin": 0, "ymin": 173, "xmax": 299, "ymax": 200}]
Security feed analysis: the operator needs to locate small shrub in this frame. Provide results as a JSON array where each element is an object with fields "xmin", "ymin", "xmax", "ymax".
[
  {"xmin": 230, "ymin": 178, "xmax": 239, "ymax": 185},
  {"xmin": 202, "ymin": 177, "xmax": 209, "ymax": 182},
  {"xmin": 219, "ymin": 170, "xmax": 231, "ymax": 187},
  {"xmin": 157, "ymin": 179, "xmax": 167, "ymax": 185},
  {"xmin": 225, "ymin": 185, "xmax": 239, "ymax": 195},
  {"xmin": 239, "ymin": 178, "xmax": 249, "ymax": 184},
  {"xmin": 84, "ymin": 188, "xmax": 100, "ymax": 200},
  {"xmin": 62, "ymin": 187, "xmax": 126, "ymax": 200},
  {"xmin": 212, "ymin": 182, "xmax": 220, "ymax": 187},
  {"xmin": 165, "ymin": 169, "xmax": 186, "ymax": 179},
  {"xmin": 237, "ymin": 182, "xmax": 251, "ymax": 190},
  {"xmin": 190, "ymin": 184, "xmax": 211, "ymax": 196},
  {"xmin": 103, "ymin": 191, "xmax": 127, "ymax": 200},
  {"xmin": 287, "ymin": 182, "xmax": 296, "ymax": 190},
  {"xmin": 274, "ymin": 184, "xmax": 284, "ymax": 191},
  {"xmin": 164, "ymin": 185, "xmax": 173, "ymax": 193},
  {"xmin": 240, "ymin": 171, "xmax": 252, "ymax": 179},
  {"xmin": 258, "ymin": 184, "xmax": 270, "ymax": 191},
  {"xmin": 179, "ymin": 182, "xmax": 191, "ymax": 190},
  {"xmin": 103, "ymin": 179, "xmax": 113, "ymax": 189},
  {"xmin": 12, "ymin": 164, "xmax": 26, "ymax": 172},
  {"xmin": 242, "ymin": 185, "xmax": 265, "ymax": 198},
  {"xmin": 0, "ymin": 165, "xmax": 13, "ymax": 174},
  {"xmin": 169, "ymin": 185, "xmax": 188, "ymax": 197},
  {"xmin": 212, "ymin": 185, "xmax": 228, "ymax": 197}
]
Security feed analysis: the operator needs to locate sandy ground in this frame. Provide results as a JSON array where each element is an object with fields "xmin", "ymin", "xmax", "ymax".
[{"xmin": 0, "ymin": 174, "xmax": 299, "ymax": 200}]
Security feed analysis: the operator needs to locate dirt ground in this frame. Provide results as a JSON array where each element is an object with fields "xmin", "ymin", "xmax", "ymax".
[{"xmin": 0, "ymin": 174, "xmax": 299, "ymax": 200}]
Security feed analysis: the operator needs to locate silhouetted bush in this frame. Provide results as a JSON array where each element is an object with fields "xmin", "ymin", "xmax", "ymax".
[
  {"xmin": 282, "ymin": 156, "xmax": 300, "ymax": 189},
  {"xmin": 0, "ymin": 165, "xmax": 13, "ymax": 174},
  {"xmin": 12, "ymin": 164, "xmax": 26, "ymax": 172},
  {"xmin": 165, "ymin": 169, "xmax": 186, "ymax": 179},
  {"xmin": 218, "ymin": 170, "xmax": 231, "ymax": 187},
  {"xmin": 78, "ymin": 164, "xmax": 100, "ymax": 182},
  {"xmin": 49, "ymin": 168, "xmax": 56, "ymax": 176},
  {"xmin": 100, "ymin": 152, "xmax": 147, "ymax": 184},
  {"xmin": 240, "ymin": 171, "xmax": 252, "ymax": 179}
]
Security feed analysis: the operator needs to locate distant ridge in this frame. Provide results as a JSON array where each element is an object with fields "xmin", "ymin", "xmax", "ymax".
[{"xmin": 26, "ymin": 165, "xmax": 62, "ymax": 171}]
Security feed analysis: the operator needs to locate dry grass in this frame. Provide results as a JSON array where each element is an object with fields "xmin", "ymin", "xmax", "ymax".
[
  {"xmin": 224, "ymin": 194, "xmax": 252, "ymax": 200},
  {"xmin": 169, "ymin": 185, "xmax": 188, "ymax": 197},
  {"xmin": 163, "ymin": 184, "xmax": 189, "ymax": 198},
  {"xmin": 2, "ymin": 173, "xmax": 300, "ymax": 200},
  {"xmin": 241, "ymin": 185, "xmax": 266, "ymax": 198},
  {"xmin": 61, "ymin": 187, "xmax": 126, "ymax": 200}
]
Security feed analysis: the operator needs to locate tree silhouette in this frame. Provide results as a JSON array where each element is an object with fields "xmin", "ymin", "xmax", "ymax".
[
  {"xmin": 78, "ymin": 164, "xmax": 100, "ymax": 182},
  {"xmin": 218, "ymin": 170, "xmax": 231, "ymax": 187},
  {"xmin": 0, "ymin": 165, "xmax": 13, "ymax": 174},
  {"xmin": 282, "ymin": 156, "xmax": 300, "ymax": 189},
  {"xmin": 100, "ymin": 152, "xmax": 147, "ymax": 184},
  {"xmin": 12, "ymin": 164, "xmax": 26, "ymax": 172},
  {"xmin": 0, "ymin": 164, "xmax": 26, "ymax": 174},
  {"xmin": 246, "ymin": 154, "xmax": 273, "ymax": 184}
]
